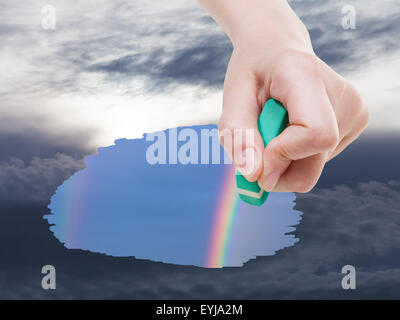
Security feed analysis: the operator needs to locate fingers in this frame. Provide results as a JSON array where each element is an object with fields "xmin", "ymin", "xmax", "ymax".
[
  {"xmin": 318, "ymin": 60, "xmax": 368, "ymax": 143},
  {"xmin": 273, "ymin": 153, "xmax": 327, "ymax": 192},
  {"xmin": 258, "ymin": 123, "xmax": 335, "ymax": 192},
  {"xmin": 317, "ymin": 60, "xmax": 370, "ymax": 161},
  {"xmin": 328, "ymin": 87, "xmax": 370, "ymax": 161},
  {"xmin": 218, "ymin": 58, "xmax": 265, "ymax": 181},
  {"xmin": 258, "ymin": 52, "xmax": 339, "ymax": 192},
  {"xmin": 219, "ymin": 51, "xmax": 368, "ymax": 193}
]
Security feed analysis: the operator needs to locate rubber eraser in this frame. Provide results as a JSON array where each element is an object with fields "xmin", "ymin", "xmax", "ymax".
[{"xmin": 236, "ymin": 98, "xmax": 289, "ymax": 206}]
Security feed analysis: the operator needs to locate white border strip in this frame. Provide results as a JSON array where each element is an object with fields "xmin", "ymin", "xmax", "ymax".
[{"xmin": 236, "ymin": 187, "xmax": 264, "ymax": 199}]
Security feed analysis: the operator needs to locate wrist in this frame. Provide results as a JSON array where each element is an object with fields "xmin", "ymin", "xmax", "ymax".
[
  {"xmin": 198, "ymin": 0, "xmax": 312, "ymax": 51},
  {"xmin": 229, "ymin": 4, "xmax": 312, "ymax": 52}
]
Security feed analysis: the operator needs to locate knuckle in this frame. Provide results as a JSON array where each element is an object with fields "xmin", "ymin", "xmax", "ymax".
[
  {"xmin": 266, "ymin": 138, "xmax": 279, "ymax": 152},
  {"xmin": 217, "ymin": 120, "xmax": 232, "ymax": 147},
  {"xmin": 218, "ymin": 114, "xmax": 246, "ymax": 133},
  {"xmin": 296, "ymin": 181, "xmax": 316, "ymax": 193},
  {"xmin": 342, "ymin": 81, "xmax": 370, "ymax": 131},
  {"xmin": 218, "ymin": 115, "xmax": 239, "ymax": 135},
  {"xmin": 266, "ymin": 138, "xmax": 288, "ymax": 162},
  {"xmin": 346, "ymin": 82, "xmax": 365, "ymax": 114},
  {"xmin": 293, "ymin": 176, "xmax": 317, "ymax": 193},
  {"xmin": 218, "ymin": 116, "xmax": 229, "ymax": 133},
  {"xmin": 274, "ymin": 50, "xmax": 320, "ymax": 79},
  {"xmin": 271, "ymin": 50, "xmax": 321, "ymax": 96},
  {"xmin": 359, "ymin": 105, "xmax": 371, "ymax": 130},
  {"xmin": 310, "ymin": 126, "xmax": 339, "ymax": 151}
]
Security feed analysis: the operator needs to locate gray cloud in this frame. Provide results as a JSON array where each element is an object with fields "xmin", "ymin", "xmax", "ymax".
[
  {"xmin": 293, "ymin": 1, "xmax": 400, "ymax": 73},
  {"xmin": 318, "ymin": 132, "xmax": 400, "ymax": 188},
  {"xmin": 3, "ymin": 0, "xmax": 399, "ymax": 96},
  {"xmin": 0, "ymin": 0, "xmax": 399, "ymax": 148},
  {"xmin": 73, "ymin": 0, "xmax": 400, "ymax": 90},
  {"xmin": 0, "ymin": 154, "xmax": 84, "ymax": 205},
  {"xmin": 85, "ymin": 36, "xmax": 231, "ymax": 92},
  {"xmin": 0, "ymin": 125, "xmax": 95, "ymax": 163},
  {"xmin": 0, "ymin": 0, "xmax": 400, "ymax": 299},
  {"xmin": 1, "ymin": 179, "xmax": 400, "ymax": 299}
]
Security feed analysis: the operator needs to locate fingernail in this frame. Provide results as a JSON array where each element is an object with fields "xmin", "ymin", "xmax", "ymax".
[
  {"xmin": 259, "ymin": 170, "xmax": 281, "ymax": 191},
  {"xmin": 238, "ymin": 148, "xmax": 257, "ymax": 177}
]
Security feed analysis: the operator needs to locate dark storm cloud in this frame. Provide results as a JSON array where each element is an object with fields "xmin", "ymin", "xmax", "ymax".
[
  {"xmin": 72, "ymin": 0, "xmax": 400, "ymax": 90},
  {"xmin": 0, "ymin": 154, "xmax": 84, "ymax": 205},
  {"xmin": 86, "ymin": 36, "xmax": 231, "ymax": 91},
  {"xmin": 318, "ymin": 132, "xmax": 400, "ymax": 188},
  {"xmin": 292, "ymin": 1, "xmax": 400, "ymax": 73},
  {"xmin": 1, "ymin": 0, "xmax": 399, "ymax": 98},
  {"xmin": 59, "ymin": 3, "xmax": 232, "ymax": 92},
  {"xmin": 0, "ymin": 1, "xmax": 232, "ymax": 95},
  {"xmin": 0, "ymin": 117, "xmax": 95, "ymax": 205},
  {"xmin": 0, "ymin": 0, "xmax": 398, "ymax": 135},
  {"xmin": 1, "ymin": 133, "xmax": 400, "ymax": 299},
  {"xmin": 0, "ymin": 128, "xmax": 397, "ymax": 210},
  {"xmin": 1, "ymin": 0, "xmax": 400, "ymax": 299},
  {"xmin": 99, "ymin": 180, "xmax": 400, "ymax": 299},
  {"xmin": 0, "ymin": 127, "xmax": 95, "ymax": 163},
  {"xmin": 2, "ymin": 178, "xmax": 400, "ymax": 299}
]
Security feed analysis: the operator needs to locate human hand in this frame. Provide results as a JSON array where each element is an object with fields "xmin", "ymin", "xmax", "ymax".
[{"xmin": 200, "ymin": 0, "xmax": 370, "ymax": 192}]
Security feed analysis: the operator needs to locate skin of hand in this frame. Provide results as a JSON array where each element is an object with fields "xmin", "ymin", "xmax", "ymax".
[{"xmin": 198, "ymin": 0, "xmax": 370, "ymax": 192}]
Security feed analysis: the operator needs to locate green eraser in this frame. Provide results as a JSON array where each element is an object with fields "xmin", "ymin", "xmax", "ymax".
[{"xmin": 236, "ymin": 98, "xmax": 289, "ymax": 206}]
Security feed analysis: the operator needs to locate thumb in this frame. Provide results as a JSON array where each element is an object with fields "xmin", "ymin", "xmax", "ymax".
[{"xmin": 219, "ymin": 67, "xmax": 264, "ymax": 181}]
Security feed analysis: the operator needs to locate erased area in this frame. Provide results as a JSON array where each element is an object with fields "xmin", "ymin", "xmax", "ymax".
[{"xmin": 45, "ymin": 125, "xmax": 301, "ymax": 268}]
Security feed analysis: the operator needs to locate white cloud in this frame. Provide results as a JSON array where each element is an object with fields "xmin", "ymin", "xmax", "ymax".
[
  {"xmin": 0, "ymin": 0, "xmax": 399, "ymax": 151},
  {"xmin": 0, "ymin": 0, "xmax": 224, "ymax": 149},
  {"xmin": 345, "ymin": 51, "xmax": 400, "ymax": 132}
]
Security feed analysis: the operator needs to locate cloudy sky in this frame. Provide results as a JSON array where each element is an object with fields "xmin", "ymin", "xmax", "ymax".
[{"xmin": 0, "ymin": 0, "xmax": 400, "ymax": 299}]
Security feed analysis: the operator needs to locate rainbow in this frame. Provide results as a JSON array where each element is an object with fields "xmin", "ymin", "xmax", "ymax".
[
  {"xmin": 48, "ymin": 169, "xmax": 90, "ymax": 248},
  {"xmin": 206, "ymin": 165, "xmax": 240, "ymax": 268}
]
